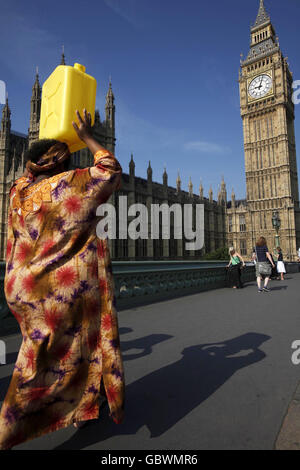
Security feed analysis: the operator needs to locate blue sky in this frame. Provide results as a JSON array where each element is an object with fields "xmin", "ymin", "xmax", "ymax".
[{"xmin": 1, "ymin": 0, "xmax": 300, "ymax": 199}]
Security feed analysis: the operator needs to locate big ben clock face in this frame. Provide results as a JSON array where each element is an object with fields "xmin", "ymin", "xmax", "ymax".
[{"xmin": 248, "ymin": 74, "xmax": 273, "ymax": 99}]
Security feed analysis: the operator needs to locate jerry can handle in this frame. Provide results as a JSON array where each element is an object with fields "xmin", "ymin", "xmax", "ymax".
[{"xmin": 74, "ymin": 63, "xmax": 86, "ymax": 73}]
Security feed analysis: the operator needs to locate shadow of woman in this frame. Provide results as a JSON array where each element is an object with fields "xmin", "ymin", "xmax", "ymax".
[
  {"xmin": 121, "ymin": 333, "xmax": 173, "ymax": 361},
  {"xmin": 54, "ymin": 332, "xmax": 270, "ymax": 449}
]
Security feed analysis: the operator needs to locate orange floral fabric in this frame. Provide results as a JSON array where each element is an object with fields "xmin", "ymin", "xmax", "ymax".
[{"xmin": 0, "ymin": 148, "xmax": 125, "ymax": 450}]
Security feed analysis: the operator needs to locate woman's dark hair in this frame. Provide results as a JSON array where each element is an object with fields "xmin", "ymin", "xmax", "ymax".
[
  {"xmin": 256, "ymin": 236, "xmax": 267, "ymax": 247},
  {"xmin": 24, "ymin": 139, "xmax": 71, "ymax": 173},
  {"xmin": 277, "ymin": 247, "xmax": 282, "ymax": 252},
  {"xmin": 24, "ymin": 139, "xmax": 60, "ymax": 163}
]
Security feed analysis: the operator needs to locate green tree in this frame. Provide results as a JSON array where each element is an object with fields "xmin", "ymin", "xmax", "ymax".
[{"xmin": 202, "ymin": 246, "xmax": 229, "ymax": 261}]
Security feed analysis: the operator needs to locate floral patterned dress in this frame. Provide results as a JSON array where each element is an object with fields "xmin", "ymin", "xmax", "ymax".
[{"xmin": 0, "ymin": 148, "xmax": 125, "ymax": 450}]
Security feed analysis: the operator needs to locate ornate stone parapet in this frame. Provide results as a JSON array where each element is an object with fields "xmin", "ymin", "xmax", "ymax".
[
  {"xmin": 1, "ymin": 260, "xmax": 298, "ymax": 336},
  {"xmin": 113, "ymin": 262, "xmax": 256, "ymax": 309}
]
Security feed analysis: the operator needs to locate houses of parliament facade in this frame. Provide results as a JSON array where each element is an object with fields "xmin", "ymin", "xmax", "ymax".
[{"xmin": 0, "ymin": 1, "xmax": 299, "ymax": 261}]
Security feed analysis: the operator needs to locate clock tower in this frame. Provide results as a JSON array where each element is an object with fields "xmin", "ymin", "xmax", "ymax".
[{"xmin": 239, "ymin": 0, "xmax": 300, "ymax": 259}]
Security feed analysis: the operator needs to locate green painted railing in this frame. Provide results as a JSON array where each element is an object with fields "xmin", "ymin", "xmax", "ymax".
[{"xmin": 0, "ymin": 260, "xmax": 258, "ymax": 337}]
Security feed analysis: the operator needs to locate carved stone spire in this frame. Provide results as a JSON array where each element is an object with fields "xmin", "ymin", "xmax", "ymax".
[
  {"xmin": 28, "ymin": 69, "xmax": 41, "ymax": 146},
  {"xmin": 61, "ymin": 45, "xmax": 66, "ymax": 65},
  {"xmin": 253, "ymin": 0, "xmax": 270, "ymax": 28},
  {"xmin": 220, "ymin": 175, "xmax": 227, "ymax": 202},
  {"xmin": 147, "ymin": 161, "xmax": 152, "ymax": 181},
  {"xmin": 209, "ymin": 185, "xmax": 213, "ymax": 203},
  {"xmin": 163, "ymin": 166, "xmax": 168, "ymax": 186},
  {"xmin": 188, "ymin": 176, "xmax": 193, "ymax": 197},
  {"xmin": 199, "ymin": 180, "xmax": 203, "ymax": 199},
  {"xmin": 105, "ymin": 79, "xmax": 115, "ymax": 129},
  {"xmin": 1, "ymin": 96, "xmax": 11, "ymax": 135},
  {"xmin": 231, "ymin": 188, "xmax": 236, "ymax": 209},
  {"xmin": 176, "ymin": 171, "xmax": 181, "ymax": 193},
  {"xmin": 218, "ymin": 184, "xmax": 222, "ymax": 205},
  {"xmin": 129, "ymin": 153, "xmax": 135, "ymax": 177}
]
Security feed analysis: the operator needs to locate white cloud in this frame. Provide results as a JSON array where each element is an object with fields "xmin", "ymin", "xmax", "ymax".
[
  {"xmin": 183, "ymin": 140, "xmax": 231, "ymax": 154},
  {"xmin": 0, "ymin": 9, "xmax": 61, "ymax": 82},
  {"xmin": 103, "ymin": 0, "xmax": 143, "ymax": 28}
]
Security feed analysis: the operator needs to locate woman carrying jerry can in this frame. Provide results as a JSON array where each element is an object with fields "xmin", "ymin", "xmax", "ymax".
[{"xmin": 0, "ymin": 110, "xmax": 125, "ymax": 450}]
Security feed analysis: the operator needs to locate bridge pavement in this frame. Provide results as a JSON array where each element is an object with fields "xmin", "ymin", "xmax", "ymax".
[{"xmin": 1, "ymin": 273, "xmax": 300, "ymax": 450}]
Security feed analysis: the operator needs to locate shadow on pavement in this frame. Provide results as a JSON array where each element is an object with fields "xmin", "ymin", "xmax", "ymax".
[
  {"xmin": 54, "ymin": 332, "xmax": 271, "ymax": 450},
  {"xmin": 0, "ymin": 329, "xmax": 173, "ymax": 403},
  {"xmin": 0, "ymin": 375, "xmax": 11, "ymax": 401},
  {"xmin": 121, "ymin": 334, "xmax": 173, "ymax": 361},
  {"xmin": 2, "ymin": 351, "xmax": 18, "ymax": 366},
  {"xmin": 270, "ymin": 286, "xmax": 288, "ymax": 291}
]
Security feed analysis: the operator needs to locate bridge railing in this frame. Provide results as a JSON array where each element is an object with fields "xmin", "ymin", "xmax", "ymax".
[{"xmin": 1, "ymin": 260, "xmax": 299, "ymax": 337}]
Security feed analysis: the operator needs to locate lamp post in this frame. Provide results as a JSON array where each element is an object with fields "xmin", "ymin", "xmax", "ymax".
[{"xmin": 272, "ymin": 211, "xmax": 281, "ymax": 249}]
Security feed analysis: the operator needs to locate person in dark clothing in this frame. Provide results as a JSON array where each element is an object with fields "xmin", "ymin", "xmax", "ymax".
[
  {"xmin": 253, "ymin": 237, "xmax": 275, "ymax": 293},
  {"xmin": 269, "ymin": 253, "xmax": 278, "ymax": 280}
]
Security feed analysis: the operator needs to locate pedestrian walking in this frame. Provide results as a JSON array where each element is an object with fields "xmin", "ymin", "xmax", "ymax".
[
  {"xmin": 275, "ymin": 247, "xmax": 286, "ymax": 281},
  {"xmin": 253, "ymin": 237, "xmax": 275, "ymax": 293},
  {"xmin": 0, "ymin": 110, "xmax": 125, "ymax": 450},
  {"xmin": 227, "ymin": 247, "xmax": 245, "ymax": 289},
  {"xmin": 269, "ymin": 252, "xmax": 278, "ymax": 280}
]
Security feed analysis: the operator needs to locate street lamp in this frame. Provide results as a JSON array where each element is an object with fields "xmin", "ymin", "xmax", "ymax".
[{"xmin": 272, "ymin": 211, "xmax": 281, "ymax": 248}]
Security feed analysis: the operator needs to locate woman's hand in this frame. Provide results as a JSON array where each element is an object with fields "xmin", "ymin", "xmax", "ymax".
[
  {"xmin": 72, "ymin": 109, "xmax": 93, "ymax": 143},
  {"xmin": 22, "ymin": 167, "xmax": 30, "ymax": 178}
]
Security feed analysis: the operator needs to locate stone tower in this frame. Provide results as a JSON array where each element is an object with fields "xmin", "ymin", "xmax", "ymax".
[
  {"xmin": 28, "ymin": 68, "xmax": 41, "ymax": 147},
  {"xmin": 239, "ymin": 0, "xmax": 300, "ymax": 259}
]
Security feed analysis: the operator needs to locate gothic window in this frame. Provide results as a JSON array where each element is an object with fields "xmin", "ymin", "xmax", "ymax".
[
  {"xmin": 266, "ymin": 118, "xmax": 269, "ymax": 139},
  {"xmin": 257, "ymin": 120, "xmax": 261, "ymax": 141},
  {"xmin": 240, "ymin": 239, "xmax": 247, "ymax": 256},
  {"xmin": 260, "ymin": 212, "xmax": 263, "ymax": 230},
  {"xmin": 228, "ymin": 215, "xmax": 233, "ymax": 233},
  {"xmin": 254, "ymin": 120, "xmax": 257, "ymax": 142},
  {"xmin": 270, "ymin": 116, "xmax": 273, "ymax": 137},
  {"xmin": 239, "ymin": 215, "xmax": 246, "ymax": 232}
]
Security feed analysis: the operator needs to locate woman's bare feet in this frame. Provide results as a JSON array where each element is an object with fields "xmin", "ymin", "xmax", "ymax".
[
  {"xmin": 73, "ymin": 396, "xmax": 107, "ymax": 429},
  {"xmin": 73, "ymin": 420, "xmax": 88, "ymax": 429}
]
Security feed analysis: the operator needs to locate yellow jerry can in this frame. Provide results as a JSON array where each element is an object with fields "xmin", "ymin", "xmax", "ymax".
[{"xmin": 39, "ymin": 63, "xmax": 97, "ymax": 153}]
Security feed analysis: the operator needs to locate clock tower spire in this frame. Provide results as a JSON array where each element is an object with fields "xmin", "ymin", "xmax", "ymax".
[{"xmin": 254, "ymin": 0, "xmax": 270, "ymax": 28}]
